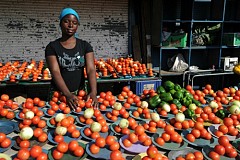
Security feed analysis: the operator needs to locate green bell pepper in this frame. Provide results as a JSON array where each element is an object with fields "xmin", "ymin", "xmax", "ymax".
[
  {"xmin": 156, "ymin": 86, "xmax": 166, "ymax": 94},
  {"xmin": 192, "ymin": 99, "xmax": 202, "ymax": 107},
  {"xmin": 163, "ymin": 80, "xmax": 175, "ymax": 91},
  {"xmin": 172, "ymin": 99, "xmax": 182, "ymax": 109},
  {"xmin": 184, "ymin": 109, "xmax": 195, "ymax": 119},
  {"xmin": 173, "ymin": 91, "xmax": 183, "ymax": 100},
  {"xmin": 174, "ymin": 84, "xmax": 182, "ymax": 91},
  {"xmin": 182, "ymin": 96, "xmax": 192, "ymax": 107},
  {"xmin": 215, "ymin": 109, "xmax": 230, "ymax": 119},
  {"xmin": 149, "ymin": 95, "xmax": 161, "ymax": 108},
  {"xmin": 159, "ymin": 101, "xmax": 168, "ymax": 107},
  {"xmin": 160, "ymin": 92, "xmax": 173, "ymax": 102}
]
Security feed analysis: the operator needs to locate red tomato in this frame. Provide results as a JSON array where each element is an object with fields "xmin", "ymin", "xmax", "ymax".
[
  {"xmin": 30, "ymin": 145, "xmax": 42, "ymax": 158},
  {"xmin": 147, "ymin": 145, "xmax": 158, "ymax": 158},
  {"xmin": 36, "ymin": 152, "xmax": 48, "ymax": 160},
  {"xmin": 110, "ymin": 150, "xmax": 122, "ymax": 160},
  {"xmin": 208, "ymin": 151, "xmax": 220, "ymax": 160},
  {"xmin": 73, "ymin": 146, "xmax": 84, "ymax": 157},
  {"xmin": 227, "ymin": 148, "xmax": 238, "ymax": 158},
  {"xmin": 0, "ymin": 138, "xmax": 11, "ymax": 148},
  {"xmin": 19, "ymin": 140, "xmax": 30, "ymax": 148},
  {"xmin": 109, "ymin": 141, "xmax": 120, "ymax": 151},
  {"xmin": 0, "ymin": 133, "xmax": 6, "ymax": 143},
  {"xmin": 90, "ymin": 143, "xmax": 100, "ymax": 154},
  {"xmin": 218, "ymin": 136, "xmax": 229, "ymax": 146},
  {"xmin": 214, "ymin": 144, "xmax": 225, "ymax": 156},
  {"xmin": 223, "ymin": 117, "xmax": 233, "ymax": 127},
  {"xmin": 95, "ymin": 137, "xmax": 106, "ymax": 148},
  {"xmin": 17, "ymin": 149, "xmax": 30, "ymax": 160},
  {"xmin": 56, "ymin": 141, "xmax": 68, "ymax": 153},
  {"xmin": 68, "ymin": 140, "xmax": 79, "ymax": 152},
  {"xmin": 54, "ymin": 135, "xmax": 64, "ymax": 143},
  {"xmin": 105, "ymin": 136, "xmax": 115, "ymax": 146},
  {"xmin": 52, "ymin": 149, "xmax": 63, "ymax": 159}
]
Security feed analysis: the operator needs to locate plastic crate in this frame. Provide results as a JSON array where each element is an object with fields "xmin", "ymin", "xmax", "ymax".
[
  {"xmin": 222, "ymin": 33, "xmax": 240, "ymax": 46},
  {"xmin": 162, "ymin": 33, "xmax": 187, "ymax": 48},
  {"xmin": 131, "ymin": 79, "xmax": 162, "ymax": 95}
]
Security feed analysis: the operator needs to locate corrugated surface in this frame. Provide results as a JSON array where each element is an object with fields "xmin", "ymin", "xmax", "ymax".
[{"xmin": 0, "ymin": 0, "xmax": 128, "ymax": 63}]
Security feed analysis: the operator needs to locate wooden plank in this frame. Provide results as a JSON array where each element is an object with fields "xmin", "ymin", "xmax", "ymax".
[{"xmin": 132, "ymin": 25, "xmax": 142, "ymax": 62}]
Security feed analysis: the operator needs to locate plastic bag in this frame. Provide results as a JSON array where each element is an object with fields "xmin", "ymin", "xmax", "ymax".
[{"xmin": 167, "ymin": 53, "xmax": 188, "ymax": 72}]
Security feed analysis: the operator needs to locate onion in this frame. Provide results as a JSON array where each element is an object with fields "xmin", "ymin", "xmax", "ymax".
[
  {"xmin": 25, "ymin": 111, "xmax": 34, "ymax": 119},
  {"xmin": 162, "ymin": 103, "xmax": 170, "ymax": 112},
  {"xmin": 19, "ymin": 127, "xmax": 33, "ymax": 140},
  {"xmin": 119, "ymin": 119, "xmax": 129, "ymax": 129},
  {"xmin": 113, "ymin": 102, "xmax": 122, "ymax": 111},
  {"xmin": 141, "ymin": 101, "xmax": 148, "ymax": 109},
  {"xmin": 232, "ymin": 100, "xmax": 240, "ymax": 107},
  {"xmin": 150, "ymin": 113, "xmax": 160, "ymax": 122},
  {"xmin": 189, "ymin": 104, "xmax": 197, "ymax": 111},
  {"xmin": 90, "ymin": 122, "xmax": 102, "ymax": 132},
  {"xmin": 55, "ymin": 126, "xmax": 67, "ymax": 135},
  {"xmin": 175, "ymin": 113, "xmax": 185, "ymax": 122},
  {"xmin": 209, "ymin": 101, "xmax": 218, "ymax": 109},
  {"xmin": 84, "ymin": 108, "xmax": 94, "ymax": 119},
  {"xmin": 229, "ymin": 104, "xmax": 240, "ymax": 115},
  {"xmin": 55, "ymin": 113, "xmax": 66, "ymax": 122}
]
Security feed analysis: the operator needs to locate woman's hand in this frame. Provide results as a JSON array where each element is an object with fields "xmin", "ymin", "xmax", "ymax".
[
  {"xmin": 66, "ymin": 93, "xmax": 79, "ymax": 111},
  {"xmin": 86, "ymin": 92, "xmax": 99, "ymax": 110}
]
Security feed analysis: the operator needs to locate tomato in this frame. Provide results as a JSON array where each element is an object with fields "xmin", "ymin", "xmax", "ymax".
[
  {"xmin": 156, "ymin": 137, "xmax": 165, "ymax": 146},
  {"xmin": 105, "ymin": 136, "xmax": 115, "ymax": 146},
  {"xmin": 194, "ymin": 122, "xmax": 204, "ymax": 130},
  {"xmin": 57, "ymin": 141, "xmax": 68, "ymax": 153},
  {"xmin": 174, "ymin": 122, "xmax": 182, "ymax": 129},
  {"xmin": 73, "ymin": 146, "xmax": 84, "ymax": 157},
  {"xmin": 1, "ymin": 94, "xmax": 9, "ymax": 101},
  {"xmin": 0, "ymin": 133, "xmax": 6, "ymax": 143},
  {"xmin": 19, "ymin": 140, "xmax": 30, "ymax": 148},
  {"xmin": 208, "ymin": 151, "xmax": 220, "ymax": 160},
  {"xmin": 78, "ymin": 90, "xmax": 86, "ymax": 97},
  {"xmin": 90, "ymin": 143, "xmax": 100, "ymax": 154},
  {"xmin": 83, "ymin": 127, "xmax": 92, "ymax": 137},
  {"xmin": 37, "ymin": 120, "xmax": 46, "ymax": 128},
  {"xmin": 182, "ymin": 121, "xmax": 190, "ymax": 129},
  {"xmin": 218, "ymin": 125, "xmax": 228, "ymax": 134},
  {"xmin": 147, "ymin": 145, "xmax": 158, "ymax": 158},
  {"xmin": 52, "ymin": 149, "xmax": 63, "ymax": 159},
  {"xmin": 71, "ymin": 130, "xmax": 80, "ymax": 138},
  {"xmin": 227, "ymin": 148, "xmax": 238, "ymax": 158},
  {"xmin": 33, "ymin": 97, "xmax": 40, "ymax": 105},
  {"xmin": 109, "ymin": 141, "xmax": 120, "ymax": 151},
  {"xmin": 186, "ymin": 85, "xmax": 192, "ymax": 91},
  {"xmin": 218, "ymin": 136, "xmax": 230, "ymax": 146},
  {"xmin": 32, "ymin": 116, "xmax": 40, "ymax": 125},
  {"xmin": 186, "ymin": 133, "xmax": 195, "ymax": 142},
  {"xmin": 134, "ymin": 125, "xmax": 145, "ymax": 136},
  {"xmin": 91, "ymin": 132, "xmax": 100, "ymax": 139},
  {"xmin": 30, "ymin": 145, "xmax": 42, "ymax": 158},
  {"xmin": 214, "ymin": 144, "xmax": 225, "ymax": 156},
  {"xmin": 223, "ymin": 117, "xmax": 233, "ymax": 127},
  {"xmin": 67, "ymin": 124, "xmax": 76, "ymax": 133},
  {"xmin": 101, "ymin": 125, "xmax": 109, "ymax": 133},
  {"xmin": 110, "ymin": 150, "xmax": 122, "ymax": 160},
  {"xmin": 143, "ymin": 138, "xmax": 152, "ymax": 146},
  {"xmin": 164, "ymin": 125, "xmax": 175, "ymax": 134},
  {"xmin": 185, "ymin": 153, "xmax": 195, "ymax": 160},
  {"xmin": 17, "ymin": 149, "xmax": 30, "ymax": 160},
  {"xmin": 54, "ymin": 135, "xmax": 64, "ymax": 143},
  {"xmin": 36, "ymin": 152, "xmax": 48, "ymax": 160},
  {"xmin": 0, "ymin": 138, "xmax": 11, "ymax": 148},
  {"xmin": 95, "ymin": 137, "xmax": 106, "ymax": 148},
  {"xmin": 194, "ymin": 151, "xmax": 203, "ymax": 160},
  {"xmin": 68, "ymin": 140, "xmax": 79, "ymax": 152},
  {"xmin": 191, "ymin": 129, "xmax": 201, "ymax": 138},
  {"xmin": 25, "ymin": 101, "xmax": 33, "ymax": 109},
  {"xmin": 128, "ymin": 133, "xmax": 138, "ymax": 144},
  {"xmin": 38, "ymin": 133, "xmax": 48, "ymax": 142},
  {"xmin": 161, "ymin": 132, "xmax": 170, "ymax": 142}
]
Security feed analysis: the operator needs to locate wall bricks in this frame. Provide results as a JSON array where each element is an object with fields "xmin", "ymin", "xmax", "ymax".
[{"xmin": 0, "ymin": 0, "xmax": 128, "ymax": 63}]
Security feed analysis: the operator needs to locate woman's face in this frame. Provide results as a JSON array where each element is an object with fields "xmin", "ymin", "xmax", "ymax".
[{"xmin": 60, "ymin": 14, "xmax": 79, "ymax": 36}]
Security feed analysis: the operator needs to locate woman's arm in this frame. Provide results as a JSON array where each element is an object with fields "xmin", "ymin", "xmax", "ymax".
[
  {"xmin": 46, "ymin": 55, "xmax": 79, "ymax": 110},
  {"xmin": 85, "ymin": 52, "xmax": 98, "ymax": 108}
]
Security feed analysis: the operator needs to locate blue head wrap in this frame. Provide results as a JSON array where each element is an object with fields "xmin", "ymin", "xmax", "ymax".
[{"xmin": 59, "ymin": 8, "xmax": 80, "ymax": 23}]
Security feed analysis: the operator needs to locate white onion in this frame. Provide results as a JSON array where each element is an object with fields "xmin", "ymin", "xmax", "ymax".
[
  {"xmin": 150, "ymin": 113, "xmax": 160, "ymax": 122},
  {"xmin": 19, "ymin": 127, "xmax": 33, "ymax": 140},
  {"xmin": 55, "ymin": 126, "xmax": 67, "ymax": 135},
  {"xmin": 162, "ymin": 103, "xmax": 171, "ymax": 112},
  {"xmin": 189, "ymin": 104, "xmax": 197, "ymax": 110},
  {"xmin": 25, "ymin": 111, "xmax": 34, "ymax": 119},
  {"xmin": 90, "ymin": 122, "xmax": 102, "ymax": 132},
  {"xmin": 84, "ymin": 108, "xmax": 94, "ymax": 119},
  {"xmin": 119, "ymin": 119, "xmax": 129, "ymax": 129},
  {"xmin": 175, "ymin": 113, "xmax": 185, "ymax": 122},
  {"xmin": 209, "ymin": 101, "xmax": 218, "ymax": 108},
  {"xmin": 113, "ymin": 102, "xmax": 122, "ymax": 111},
  {"xmin": 232, "ymin": 100, "xmax": 240, "ymax": 107},
  {"xmin": 55, "ymin": 113, "xmax": 66, "ymax": 122},
  {"xmin": 141, "ymin": 101, "xmax": 148, "ymax": 109},
  {"xmin": 229, "ymin": 104, "xmax": 240, "ymax": 115}
]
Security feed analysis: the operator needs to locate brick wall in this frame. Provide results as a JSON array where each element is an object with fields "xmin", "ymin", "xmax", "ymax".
[{"xmin": 0, "ymin": 0, "xmax": 128, "ymax": 63}]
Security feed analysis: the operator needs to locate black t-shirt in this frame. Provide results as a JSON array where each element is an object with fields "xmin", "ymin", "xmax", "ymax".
[{"xmin": 45, "ymin": 38, "xmax": 93, "ymax": 92}]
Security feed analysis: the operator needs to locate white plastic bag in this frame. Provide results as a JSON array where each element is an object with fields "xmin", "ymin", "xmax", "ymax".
[{"xmin": 168, "ymin": 53, "xmax": 188, "ymax": 72}]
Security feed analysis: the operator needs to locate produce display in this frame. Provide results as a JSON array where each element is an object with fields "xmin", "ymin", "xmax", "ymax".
[{"xmin": 0, "ymin": 81, "xmax": 240, "ymax": 160}]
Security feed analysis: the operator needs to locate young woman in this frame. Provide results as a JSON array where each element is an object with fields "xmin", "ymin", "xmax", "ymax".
[{"xmin": 45, "ymin": 8, "xmax": 98, "ymax": 110}]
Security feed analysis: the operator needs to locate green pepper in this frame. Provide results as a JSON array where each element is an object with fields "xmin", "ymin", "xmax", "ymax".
[
  {"xmin": 215, "ymin": 109, "xmax": 230, "ymax": 119},
  {"xmin": 184, "ymin": 92, "xmax": 193, "ymax": 99},
  {"xmin": 192, "ymin": 99, "xmax": 202, "ymax": 107},
  {"xmin": 182, "ymin": 97, "xmax": 192, "ymax": 107},
  {"xmin": 172, "ymin": 99, "xmax": 182, "ymax": 109},
  {"xmin": 173, "ymin": 91, "xmax": 183, "ymax": 100},
  {"xmin": 159, "ymin": 101, "xmax": 168, "ymax": 107},
  {"xmin": 163, "ymin": 80, "xmax": 175, "ymax": 91},
  {"xmin": 169, "ymin": 89, "xmax": 176, "ymax": 95},
  {"xmin": 174, "ymin": 84, "xmax": 182, "ymax": 91},
  {"xmin": 184, "ymin": 109, "xmax": 195, "ymax": 119},
  {"xmin": 156, "ymin": 86, "xmax": 166, "ymax": 94},
  {"xmin": 160, "ymin": 92, "xmax": 173, "ymax": 102},
  {"xmin": 149, "ymin": 95, "xmax": 161, "ymax": 108}
]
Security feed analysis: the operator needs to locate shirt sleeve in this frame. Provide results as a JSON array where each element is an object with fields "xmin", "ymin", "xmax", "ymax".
[
  {"xmin": 84, "ymin": 41, "xmax": 94, "ymax": 54},
  {"xmin": 45, "ymin": 42, "xmax": 56, "ymax": 57}
]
